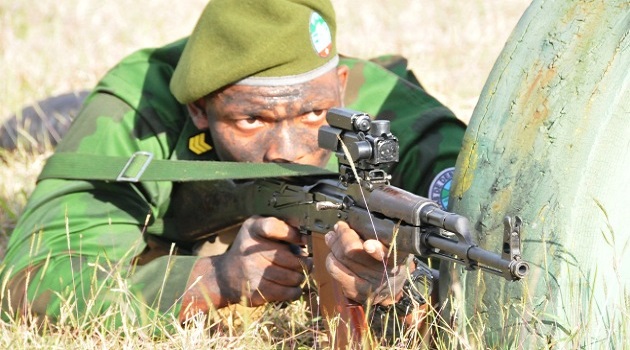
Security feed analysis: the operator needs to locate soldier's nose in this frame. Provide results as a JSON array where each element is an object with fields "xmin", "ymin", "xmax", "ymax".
[{"xmin": 263, "ymin": 127, "xmax": 304, "ymax": 163}]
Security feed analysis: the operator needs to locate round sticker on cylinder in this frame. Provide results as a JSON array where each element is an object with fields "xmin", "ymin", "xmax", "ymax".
[{"xmin": 428, "ymin": 167, "xmax": 455, "ymax": 210}]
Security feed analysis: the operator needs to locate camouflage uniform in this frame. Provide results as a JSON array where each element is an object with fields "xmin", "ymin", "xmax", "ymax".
[{"xmin": 0, "ymin": 38, "xmax": 465, "ymax": 326}]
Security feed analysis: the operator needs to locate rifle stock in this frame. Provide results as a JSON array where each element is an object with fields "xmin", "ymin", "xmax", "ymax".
[{"xmin": 311, "ymin": 234, "xmax": 367, "ymax": 349}]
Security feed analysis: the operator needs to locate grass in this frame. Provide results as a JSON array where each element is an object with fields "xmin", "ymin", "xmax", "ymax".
[
  {"xmin": 0, "ymin": 0, "xmax": 533, "ymax": 348},
  {"xmin": 0, "ymin": 0, "xmax": 531, "ymax": 124}
]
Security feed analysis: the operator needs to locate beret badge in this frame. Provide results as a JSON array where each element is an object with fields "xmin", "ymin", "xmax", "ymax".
[{"xmin": 309, "ymin": 12, "xmax": 332, "ymax": 58}]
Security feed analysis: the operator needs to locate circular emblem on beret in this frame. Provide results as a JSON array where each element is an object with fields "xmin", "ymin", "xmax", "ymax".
[
  {"xmin": 429, "ymin": 167, "xmax": 455, "ymax": 210},
  {"xmin": 309, "ymin": 12, "xmax": 332, "ymax": 58}
]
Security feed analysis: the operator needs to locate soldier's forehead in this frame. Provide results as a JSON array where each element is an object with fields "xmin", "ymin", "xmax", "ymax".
[{"xmin": 215, "ymin": 82, "xmax": 339, "ymax": 106}]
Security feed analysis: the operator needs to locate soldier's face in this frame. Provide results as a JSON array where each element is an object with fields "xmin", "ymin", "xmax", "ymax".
[{"xmin": 190, "ymin": 66, "xmax": 348, "ymax": 167}]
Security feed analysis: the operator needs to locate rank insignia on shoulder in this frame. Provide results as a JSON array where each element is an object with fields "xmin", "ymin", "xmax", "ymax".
[
  {"xmin": 429, "ymin": 167, "xmax": 455, "ymax": 210},
  {"xmin": 188, "ymin": 132, "xmax": 213, "ymax": 155}
]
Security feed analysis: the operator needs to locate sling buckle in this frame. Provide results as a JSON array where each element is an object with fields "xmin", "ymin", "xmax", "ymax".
[{"xmin": 117, "ymin": 151, "xmax": 154, "ymax": 182}]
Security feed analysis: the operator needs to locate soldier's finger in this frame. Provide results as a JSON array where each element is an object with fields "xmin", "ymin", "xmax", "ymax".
[
  {"xmin": 250, "ymin": 216, "xmax": 302, "ymax": 244},
  {"xmin": 325, "ymin": 222, "xmax": 376, "ymax": 267},
  {"xmin": 262, "ymin": 265, "xmax": 308, "ymax": 287},
  {"xmin": 363, "ymin": 239, "xmax": 389, "ymax": 262},
  {"xmin": 325, "ymin": 253, "xmax": 370, "ymax": 302}
]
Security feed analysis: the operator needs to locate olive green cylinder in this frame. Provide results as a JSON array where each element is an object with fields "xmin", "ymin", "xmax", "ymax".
[{"xmin": 442, "ymin": 1, "xmax": 629, "ymax": 348}]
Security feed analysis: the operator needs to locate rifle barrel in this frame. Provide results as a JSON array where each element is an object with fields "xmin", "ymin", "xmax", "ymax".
[{"xmin": 424, "ymin": 233, "xmax": 529, "ymax": 280}]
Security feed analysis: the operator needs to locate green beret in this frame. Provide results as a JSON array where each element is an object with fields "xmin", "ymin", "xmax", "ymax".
[{"xmin": 170, "ymin": 0, "xmax": 338, "ymax": 104}]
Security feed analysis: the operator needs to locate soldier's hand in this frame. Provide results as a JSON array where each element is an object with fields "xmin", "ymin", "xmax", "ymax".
[
  {"xmin": 217, "ymin": 216, "xmax": 312, "ymax": 306},
  {"xmin": 324, "ymin": 221, "xmax": 410, "ymax": 306}
]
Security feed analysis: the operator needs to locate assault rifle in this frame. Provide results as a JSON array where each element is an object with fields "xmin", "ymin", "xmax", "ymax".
[{"xmin": 168, "ymin": 108, "xmax": 529, "ymax": 348}]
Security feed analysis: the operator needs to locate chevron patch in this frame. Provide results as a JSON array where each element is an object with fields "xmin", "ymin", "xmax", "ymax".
[{"xmin": 188, "ymin": 133, "xmax": 212, "ymax": 155}]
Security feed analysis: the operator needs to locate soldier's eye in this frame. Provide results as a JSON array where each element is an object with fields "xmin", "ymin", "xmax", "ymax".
[
  {"xmin": 235, "ymin": 117, "xmax": 265, "ymax": 131},
  {"xmin": 303, "ymin": 110, "xmax": 326, "ymax": 124}
]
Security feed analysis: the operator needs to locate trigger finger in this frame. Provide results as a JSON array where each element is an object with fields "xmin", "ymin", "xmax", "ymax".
[{"xmin": 255, "ymin": 217, "xmax": 302, "ymax": 244}]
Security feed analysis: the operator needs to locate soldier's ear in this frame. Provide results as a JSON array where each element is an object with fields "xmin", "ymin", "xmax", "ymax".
[
  {"xmin": 336, "ymin": 65, "xmax": 349, "ymax": 101},
  {"xmin": 187, "ymin": 98, "xmax": 209, "ymax": 130}
]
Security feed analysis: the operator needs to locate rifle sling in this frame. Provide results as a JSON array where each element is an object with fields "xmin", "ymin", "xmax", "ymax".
[
  {"xmin": 38, "ymin": 151, "xmax": 336, "ymax": 182},
  {"xmin": 38, "ymin": 152, "xmax": 337, "ymax": 242}
]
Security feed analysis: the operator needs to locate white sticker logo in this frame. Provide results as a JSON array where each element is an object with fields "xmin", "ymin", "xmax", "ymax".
[{"xmin": 309, "ymin": 12, "xmax": 332, "ymax": 58}]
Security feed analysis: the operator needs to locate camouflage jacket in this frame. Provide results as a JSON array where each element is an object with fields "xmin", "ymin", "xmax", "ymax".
[{"xmin": 1, "ymin": 38, "xmax": 465, "ymax": 327}]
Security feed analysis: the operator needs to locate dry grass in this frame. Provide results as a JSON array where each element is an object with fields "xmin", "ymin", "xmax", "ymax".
[
  {"xmin": 0, "ymin": 0, "xmax": 531, "ymax": 123},
  {"xmin": 0, "ymin": 0, "xmax": 532, "ymax": 348}
]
